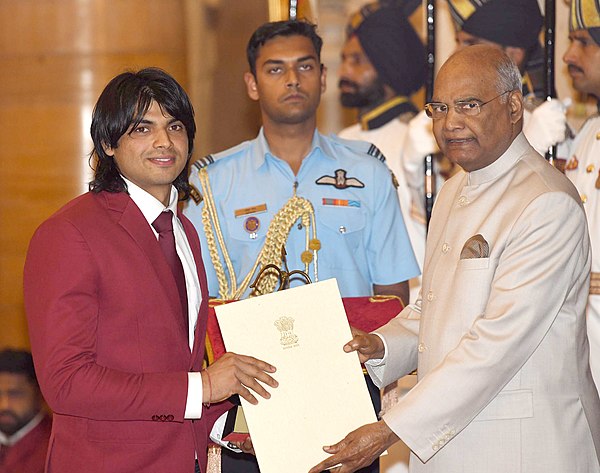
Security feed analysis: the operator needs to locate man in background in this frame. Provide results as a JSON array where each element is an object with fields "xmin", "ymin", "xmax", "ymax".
[
  {"xmin": 185, "ymin": 19, "xmax": 420, "ymax": 473},
  {"xmin": 563, "ymin": 0, "xmax": 600, "ymax": 389},
  {"xmin": 0, "ymin": 349, "xmax": 51, "ymax": 473},
  {"xmin": 338, "ymin": 2, "xmax": 428, "ymax": 302}
]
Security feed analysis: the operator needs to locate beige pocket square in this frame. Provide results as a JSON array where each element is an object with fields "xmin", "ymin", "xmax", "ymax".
[{"xmin": 460, "ymin": 234, "xmax": 490, "ymax": 259}]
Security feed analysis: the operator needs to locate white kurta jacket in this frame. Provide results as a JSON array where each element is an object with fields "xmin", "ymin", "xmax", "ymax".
[{"xmin": 368, "ymin": 133, "xmax": 600, "ymax": 473}]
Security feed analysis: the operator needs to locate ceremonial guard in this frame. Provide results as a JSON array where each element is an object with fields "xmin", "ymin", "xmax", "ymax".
[
  {"xmin": 563, "ymin": 0, "xmax": 600, "ymax": 388},
  {"xmin": 184, "ymin": 20, "xmax": 418, "ymax": 303},
  {"xmin": 338, "ymin": 3, "xmax": 428, "ymax": 302},
  {"xmin": 184, "ymin": 19, "xmax": 420, "ymax": 473}
]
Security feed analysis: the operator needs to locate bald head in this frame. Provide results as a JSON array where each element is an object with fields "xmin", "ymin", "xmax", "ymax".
[{"xmin": 430, "ymin": 45, "xmax": 524, "ymax": 172}]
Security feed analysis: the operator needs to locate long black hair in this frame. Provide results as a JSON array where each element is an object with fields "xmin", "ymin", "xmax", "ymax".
[{"xmin": 89, "ymin": 67, "xmax": 195, "ymax": 199}]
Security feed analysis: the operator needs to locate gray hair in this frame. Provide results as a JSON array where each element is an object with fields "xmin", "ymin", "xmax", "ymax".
[{"xmin": 494, "ymin": 54, "xmax": 522, "ymax": 101}]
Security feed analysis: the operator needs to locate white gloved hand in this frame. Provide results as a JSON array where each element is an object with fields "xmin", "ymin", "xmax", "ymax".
[
  {"xmin": 524, "ymin": 98, "xmax": 569, "ymax": 154},
  {"xmin": 403, "ymin": 110, "xmax": 439, "ymax": 170}
]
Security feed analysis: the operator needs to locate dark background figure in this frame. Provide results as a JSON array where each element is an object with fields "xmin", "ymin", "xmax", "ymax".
[{"xmin": 0, "ymin": 349, "xmax": 51, "ymax": 473}]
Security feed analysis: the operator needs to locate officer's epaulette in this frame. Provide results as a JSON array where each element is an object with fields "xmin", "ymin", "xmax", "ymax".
[
  {"xmin": 191, "ymin": 140, "xmax": 254, "ymax": 173},
  {"xmin": 329, "ymin": 134, "xmax": 387, "ymax": 163},
  {"xmin": 191, "ymin": 154, "xmax": 216, "ymax": 172}
]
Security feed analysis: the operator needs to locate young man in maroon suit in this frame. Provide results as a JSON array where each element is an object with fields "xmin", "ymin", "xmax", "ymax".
[
  {"xmin": 23, "ymin": 68, "xmax": 277, "ymax": 473},
  {"xmin": 0, "ymin": 349, "xmax": 51, "ymax": 473}
]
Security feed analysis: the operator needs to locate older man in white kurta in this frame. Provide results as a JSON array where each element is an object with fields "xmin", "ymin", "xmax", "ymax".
[{"xmin": 310, "ymin": 45, "xmax": 600, "ymax": 473}]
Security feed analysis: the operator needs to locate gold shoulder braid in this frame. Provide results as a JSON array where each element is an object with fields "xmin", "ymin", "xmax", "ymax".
[{"xmin": 197, "ymin": 168, "xmax": 320, "ymax": 300}]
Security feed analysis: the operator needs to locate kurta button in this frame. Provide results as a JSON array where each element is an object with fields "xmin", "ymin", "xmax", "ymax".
[
  {"xmin": 581, "ymin": 194, "xmax": 588, "ymax": 204},
  {"xmin": 427, "ymin": 291, "xmax": 434, "ymax": 301},
  {"xmin": 339, "ymin": 226, "xmax": 347, "ymax": 234},
  {"xmin": 442, "ymin": 243, "xmax": 450, "ymax": 253},
  {"xmin": 587, "ymin": 165, "xmax": 595, "ymax": 173},
  {"xmin": 458, "ymin": 196, "xmax": 468, "ymax": 206},
  {"xmin": 418, "ymin": 343, "xmax": 426, "ymax": 352}
]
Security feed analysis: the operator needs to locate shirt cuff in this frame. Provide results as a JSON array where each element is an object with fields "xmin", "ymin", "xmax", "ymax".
[
  {"xmin": 365, "ymin": 333, "xmax": 388, "ymax": 367},
  {"xmin": 184, "ymin": 372, "xmax": 203, "ymax": 419}
]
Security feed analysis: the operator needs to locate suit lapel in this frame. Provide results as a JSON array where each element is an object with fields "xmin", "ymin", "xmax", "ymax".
[
  {"xmin": 102, "ymin": 192, "xmax": 188, "ymax": 335},
  {"xmin": 180, "ymin": 211, "xmax": 209, "ymax": 369}
]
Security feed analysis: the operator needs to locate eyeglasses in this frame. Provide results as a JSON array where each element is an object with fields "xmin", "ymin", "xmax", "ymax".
[{"xmin": 424, "ymin": 90, "xmax": 512, "ymax": 119}]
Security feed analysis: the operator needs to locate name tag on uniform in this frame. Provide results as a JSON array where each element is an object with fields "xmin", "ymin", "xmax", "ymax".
[{"xmin": 234, "ymin": 203, "xmax": 267, "ymax": 218}]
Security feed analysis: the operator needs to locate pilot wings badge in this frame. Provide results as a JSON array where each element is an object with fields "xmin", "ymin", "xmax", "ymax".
[
  {"xmin": 274, "ymin": 316, "xmax": 299, "ymax": 349},
  {"xmin": 315, "ymin": 169, "xmax": 365, "ymax": 189}
]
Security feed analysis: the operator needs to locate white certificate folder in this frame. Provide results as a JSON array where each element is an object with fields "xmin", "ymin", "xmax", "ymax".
[{"xmin": 215, "ymin": 278, "xmax": 379, "ymax": 473}]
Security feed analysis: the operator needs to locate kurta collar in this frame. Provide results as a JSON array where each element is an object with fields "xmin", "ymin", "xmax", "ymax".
[
  {"xmin": 466, "ymin": 133, "xmax": 530, "ymax": 186},
  {"xmin": 359, "ymin": 96, "xmax": 417, "ymax": 130}
]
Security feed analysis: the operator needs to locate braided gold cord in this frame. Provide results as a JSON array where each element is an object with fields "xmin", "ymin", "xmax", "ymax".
[
  {"xmin": 250, "ymin": 197, "xmax": 317, "ymax": 296},
  {"xmin": 199, "ymin": 169, "xmax": 236, "ymax": 299},
  {"xmin": 197, "ymin": 168, "xmax": 319, "ymax": 300}
]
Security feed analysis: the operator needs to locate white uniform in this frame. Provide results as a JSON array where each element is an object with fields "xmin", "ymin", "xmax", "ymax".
[{"xmin": 565, "ymin": 114, "xmax": 600, "ymax": 390}]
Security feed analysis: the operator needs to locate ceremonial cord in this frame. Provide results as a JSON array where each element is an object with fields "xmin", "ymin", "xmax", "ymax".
[{"xmin": 197, "ymin": 168, "xmax": 320, "ymax": 300}]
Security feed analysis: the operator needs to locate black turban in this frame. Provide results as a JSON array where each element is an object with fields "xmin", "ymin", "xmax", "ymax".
[
  {"xmin": 346, "ymin": 3, "xmax": 426, "ymax": 96},
  {"xmin": 448, "ymin": 0, "xmax": 543, "ymax": 49}
]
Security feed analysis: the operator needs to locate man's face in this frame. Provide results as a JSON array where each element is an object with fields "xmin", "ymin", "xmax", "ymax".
[
  {"xmin": 0, "ymin": 373, "xmax": 41, "ymax": 436},
  {"xmin": 564, "ymin": 29, "xmax": 600, "ymax": 98},
  {"xmin": 103, "ymin": 100, "xmax": 189, "ymax": 205},
  {"xmin": 338, "ymin": 35, "xmax": 385, "ymax": 108},
  {"xmin": 431, "ymin": 50, "xmax": 522, "ymax": 172},
  {"xmin": 244, "ymin": 35, "xmax": 326, "ymax": 126}
]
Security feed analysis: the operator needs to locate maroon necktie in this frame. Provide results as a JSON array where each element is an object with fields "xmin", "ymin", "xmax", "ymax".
[{"xmin": 152, "ymin": 210, "xmax": 189, "ymax": 330}]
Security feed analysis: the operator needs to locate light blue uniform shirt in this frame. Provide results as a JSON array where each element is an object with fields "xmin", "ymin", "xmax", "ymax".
[{"xmin": 184, "ymin": 128, "xmax": 420, "ymax": 298}]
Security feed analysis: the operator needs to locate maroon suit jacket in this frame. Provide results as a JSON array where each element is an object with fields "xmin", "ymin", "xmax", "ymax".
[
  {"xmin": 0, "ymin": 413, "xmax": 51, "ymax": 473},
  {"xmin": 23, "ymin": 191, "xmax": 230, "ymax": 473}
]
